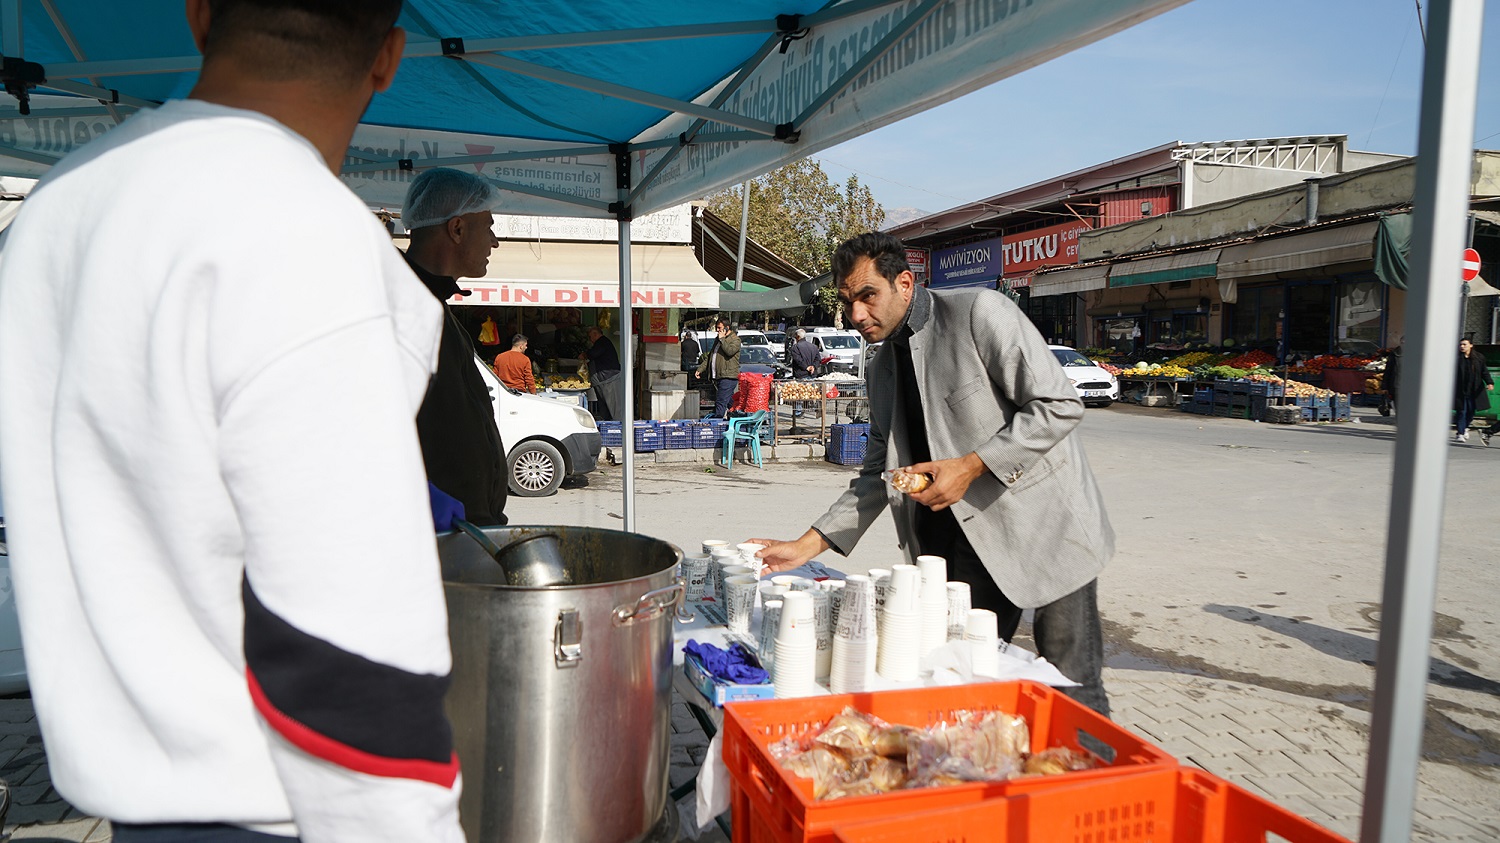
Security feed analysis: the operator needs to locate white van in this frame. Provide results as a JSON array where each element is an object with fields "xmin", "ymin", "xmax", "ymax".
[
  {"xmin": 806, "ymin": 328, "xmax": 865, "ymax": 374},
  {"xmin": 475, "ymin": 359, "xmax": 602, "ymax": 497}
]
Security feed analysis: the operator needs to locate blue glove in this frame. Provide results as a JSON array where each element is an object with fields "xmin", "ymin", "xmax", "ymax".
[
  {"xmin": 685, "ymin": 639, "xmax": 769, "ymax": 685},
  {"xmin": 428, "ymin": 483, "xmax": 465, "ymax": 533}
]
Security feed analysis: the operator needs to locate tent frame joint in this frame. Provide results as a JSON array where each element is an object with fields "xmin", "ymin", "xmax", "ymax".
[
  {"xmin": 441, "ymin": 37, "xmax": 465, "ymax": 56},
  {"xmin": 609, "ymin": 200, "xmax": 634, "ymax": 222},
  {"xmin": 774, "ymin": 122, "xmax": 800, "ymax": 143},
  {"xmin": 775, "ymin": 14, "xmax": 809, "ymax": 53},
  {"xmin": 1, "ymin": 56, "xmax": 44, "ymax": 115},
  {"xmin": 398, "ymin": 158, "xmax": 414, "ymax": 172}
]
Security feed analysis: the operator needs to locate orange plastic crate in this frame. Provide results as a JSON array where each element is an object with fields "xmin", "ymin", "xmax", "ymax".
[
  {"xmin": 831, "ymin": 767, "xmax": 1353, "ymax": 843},
  {"xmin": 721, "ymin": 681, "xmax": 1177, "ymax": 843}
]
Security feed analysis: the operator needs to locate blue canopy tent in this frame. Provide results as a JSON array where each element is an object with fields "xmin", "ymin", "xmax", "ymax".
[{"xmin": 0, "ymin": 1, "xmax": 1487, "ymax": 840}]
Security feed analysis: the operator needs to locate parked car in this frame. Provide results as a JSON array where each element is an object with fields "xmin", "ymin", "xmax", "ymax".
[
  {"xmin": 810, "ymin": 330, "xmax": 865, "ymax": 374},
  {"xmin": 1048, "ymin": 345, "xmax": 1120, "ymax": 407},
  {"xmin": 737, "ymin": 330, "xmax": 772, "ymax": 355},
  {"xmin": 762, "ymin": 330, "xmax": 789, "ymax": 362},
  {"xmin": 739, "ymin": 345, "xmax": 792, "ymax": 380},
  {"xmin": 475, "ymin": 358, "xmax": 602, "ymax": 496}
]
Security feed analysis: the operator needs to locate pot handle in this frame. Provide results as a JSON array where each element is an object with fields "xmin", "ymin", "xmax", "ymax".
[
  {"xmin": 613, "ymin": 583, "xmax": 685, "ymax": 627},
  {"xmin": 554, "ymin": 609, "xmax": 582, "ymax": 668}
]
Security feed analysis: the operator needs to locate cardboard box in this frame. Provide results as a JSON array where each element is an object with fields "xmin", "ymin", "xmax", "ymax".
[{"xmin": 684, "ymin": 650, "xmax": 775, "ymax": 707}]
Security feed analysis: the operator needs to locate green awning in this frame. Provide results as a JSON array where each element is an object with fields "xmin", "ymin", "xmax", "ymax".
[
  {"xmin": 1372, "ymin": 212, "xmax": 1412, "ymax": 290},
  {"xmin": 718, "ymin": 279, "xmax": 776, "ymax": 293},
  {"xmin": 1109, "ymin": 249, "xmax": 1220, "ymax": 287}
]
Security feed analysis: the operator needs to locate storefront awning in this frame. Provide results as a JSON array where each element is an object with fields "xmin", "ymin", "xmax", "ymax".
[
  {"xmin": 1109, "ymin": 248, "xmax": 1220, "ymax": 287},
  {"xmin": 449, "ymin": 241, "xmax": 720, "ymax": 309},
  {"xmin": 1032, "ymin": 263, "xmax": 1109, "ymax": 296},
  {"xmin": 1217, "ymin": 220, "xmax": 1379, "ymax": 280}
]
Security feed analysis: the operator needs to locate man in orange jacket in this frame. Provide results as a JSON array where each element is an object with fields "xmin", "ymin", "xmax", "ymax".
[{"xmin": 494, "ymin": 334, "xmax": 537, "ymax": 393}]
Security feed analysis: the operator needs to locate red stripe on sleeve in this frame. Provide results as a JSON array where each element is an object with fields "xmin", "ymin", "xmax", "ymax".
[{"xmin": 247, "ymin": 669, "xmax": 460, "ymax": 788}]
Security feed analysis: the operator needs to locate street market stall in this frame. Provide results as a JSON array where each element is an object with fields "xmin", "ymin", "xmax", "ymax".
[{"xmin": 0, "ymin": 1, "xmax": 1485, "ymax": 841}]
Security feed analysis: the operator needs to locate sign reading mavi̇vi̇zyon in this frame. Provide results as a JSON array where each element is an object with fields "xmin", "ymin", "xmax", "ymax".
[{"xmin": 931, "ymin": 236, "xmax": 1003, "ymax": 289}]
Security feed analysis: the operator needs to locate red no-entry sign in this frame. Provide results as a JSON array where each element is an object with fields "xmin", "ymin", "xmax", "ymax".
[{"xmin": 1461, "ymin": 247, "xmax": 1481, "ymax": 281}]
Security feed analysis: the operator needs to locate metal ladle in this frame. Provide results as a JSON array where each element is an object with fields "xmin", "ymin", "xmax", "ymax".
[{"xmin": 452, "ymin": 518, "xmax": 572, "ymax": 587}]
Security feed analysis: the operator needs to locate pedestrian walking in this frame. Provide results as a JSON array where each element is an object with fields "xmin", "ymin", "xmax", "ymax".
[
  {"xmin": 1454, "ymin": 338, "xmax": 1493, "ymax": 443},
  {"xmin": 580, "ymin": 326, "xmax": 622, "ymax": 419},
  {"xmin": 751, "ymin": 233, "xmax": 1115, "ymax": 715}
]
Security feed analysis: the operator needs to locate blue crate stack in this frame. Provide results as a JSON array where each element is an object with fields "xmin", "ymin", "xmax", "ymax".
[
  {"xmin": 692, "ymin": 420, "xmax": 724, "ymax": 449},
  {"xmin": 598, "ymin": 421, "xmax": 623, "ymax": 447},
  {"xmin": 826, "ymin": 423, "xmax": 870, "ymax": 466},
  {"xmin": 633, "ymin": 420, "xmax": 662, "ymax": 452},
  {"xmin": 660, "ymin": 421, "xmax": 692, "ymax": 450}
]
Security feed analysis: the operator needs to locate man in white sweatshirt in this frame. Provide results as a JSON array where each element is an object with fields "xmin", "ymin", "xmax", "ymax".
[{"xmin": 0, "ymin": 2, "xmax": 465, "ymax": 842}]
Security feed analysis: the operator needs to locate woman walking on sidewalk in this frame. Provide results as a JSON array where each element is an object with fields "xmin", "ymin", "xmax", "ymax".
[{"xmin": 1454, "ymin": 338, "xmax": 1493, "ymax": 444}]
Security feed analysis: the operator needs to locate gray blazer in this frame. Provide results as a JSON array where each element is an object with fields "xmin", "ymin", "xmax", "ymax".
[{"xmin": 812, "ymin": 286, "xmax": 1113, "ymax": 608}]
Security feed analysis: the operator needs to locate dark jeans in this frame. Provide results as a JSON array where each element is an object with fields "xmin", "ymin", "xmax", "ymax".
[
  {"xmin": 1456, "ymin": 394, "xmax": 1477, "ymax": 434},
  {"xmin": 713, "ymin": 378, "xmax": 738, "ymax": 418},
  {"xmin": 918, "ymin": 507, "xmax": 1109, "ymax": 717},
  {"xmin": 113, "ymin": 824, "xmax": 298, "ymax": 843}
]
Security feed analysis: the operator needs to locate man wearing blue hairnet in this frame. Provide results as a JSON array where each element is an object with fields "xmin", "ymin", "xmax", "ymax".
[{"xmin": 403, "ymin": 168, "xmax": 509, "ymax": 526}]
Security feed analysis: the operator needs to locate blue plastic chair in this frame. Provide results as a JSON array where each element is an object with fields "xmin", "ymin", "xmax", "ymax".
[{"xmin": 719, "ymin": 410, "xmax": 769, "ymax": 468}]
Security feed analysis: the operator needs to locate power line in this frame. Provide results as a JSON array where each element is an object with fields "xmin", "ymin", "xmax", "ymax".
[{"xmin": 1366, "ymin": 7, "xmax": 1415, "ymax": 149}]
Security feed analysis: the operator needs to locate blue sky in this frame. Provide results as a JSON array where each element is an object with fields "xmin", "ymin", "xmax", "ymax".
[{"xmin": 813, "ymin": 0, "xmax": 1500, "ymax": 215}]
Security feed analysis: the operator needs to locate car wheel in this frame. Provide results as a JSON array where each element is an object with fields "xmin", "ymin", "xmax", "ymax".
[{"xmin": 508, "ymin": 440, "xmax": 566, "ymax": 497}]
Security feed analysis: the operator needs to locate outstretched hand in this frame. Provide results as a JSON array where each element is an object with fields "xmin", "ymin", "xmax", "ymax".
[{"xmin": 747, "ymin": 530, "xmax": 830, "ymax": 573}]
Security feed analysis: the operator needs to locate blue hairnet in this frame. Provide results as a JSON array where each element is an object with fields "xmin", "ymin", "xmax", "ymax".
[{"xmin": 402, "ymin": 168, "xmax": 502, "ymax": 230}]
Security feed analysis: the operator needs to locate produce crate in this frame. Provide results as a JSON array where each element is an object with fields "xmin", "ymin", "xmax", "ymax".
[
  {"xmin": 1312, "ymin": 394, "xmax": 1331, "ymax": 408},
  {"xmin": 1352, "ymin": 392, "xmax": 1383, "ymax": 407},
  {"xmin": 1332, "ymin": 393, "xmax": 1352, "ymax": 409},
  {"xmin": 1332, "ymin": 403, "xmax": 1352, "ymax": 422},
  {"xmin": 598, "ymin": 421, "xmax": 623, "ymax": 447},
  {"xmin": 661, "ymin": 423, "xmax": 692, "ymax": 450},
  {"xmin": 1302, "ymin": 406, "xmax": 1332, "ymax": 423},
  {"xmin": 1213, "ymin": 379, "xmax": 1250, "ymax": 395},
  {"xmin": 831, "ymin": 767, "xmax": 1351, "ymax": 843},
  {"xmin": 633, "ymin": 421, "xmax": 662, "ymax": 452},
  {"xmin": 1193, "ymin": 387, "xmax": 1213, "ymax": 403},
  {"xmin": 1247, "ymin": 381, "xmax": 1284, "ymax": 397},
  {"xmin": 722, "ymin": 681, "xmax": 1177, "ymax": 843},
  {"xmin": 825, "ymin": 423, "xmax": 870, "ymax": 466},
  {"xmin": 1192, "ymin": 401, "xmax": 1212, "ymax": 415},
  {"xmin": 1225, "ymin": 406, "xmax": 1251, "ymax": 420},
  {"xmin": 692, "ymin": 422, "xmax": 722, "ymax": 449}
]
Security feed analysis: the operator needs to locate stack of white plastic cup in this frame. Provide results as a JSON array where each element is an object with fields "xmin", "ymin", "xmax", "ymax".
[
  {"xmin": 965, "ymin": 608, "xmax": 1001, "ymax": 678},
  {"xmin": 758, "ymin": 600, "xmax": 783, "ymax": 672},
  {"xmin": 708, "ymin": 548, "xmax": 739, "ymax": 602},
  {"xmin": 916, "ymin": 555, "xmax": 949, "ymax": 656},
  {"xmin": 810, "ymin": 587, "xmax": 833, "ymax": 683},
  {"xmin": 830, "ymin": 575, "xmax": 878, "ymax": 693},
  {"xmin": 701, "ymin": 539, "xmax": 730, "ymax": 558},
  {"xmin": 868, "ymin": 568, "xmax": 892, "ymax": 620},
  {"xmin": 773, "ymin": 591, "xmax": 818, "ymax": 697},
  {"xmin": 877, "ymin": 564, "xmax": 922, "ymax": 681},
  {"xmin": 680, "ymin": 554, "xmax": 711, "ymax": 602},
  {"xmin": 946, "ymin": 582, "xmax": 972, "ymax": 641},
  {"xmin": 823, "ymin": 579, "xmax": 847, "ymax": 629}
]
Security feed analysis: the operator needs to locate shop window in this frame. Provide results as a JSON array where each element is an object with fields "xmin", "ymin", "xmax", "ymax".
[
  {"xmin": 1286, "ymin": 284, "xmax": 1333, "ymax": 359},
  {"xmin": 1148, "ymin": 311, "xmax": 1208, "ymax": 347},
  {"xmin": 1230, "ymin": 287, "xmax": 1282, "ymax": 350},
  {"xmin": 1095, "ymin": 316, "xmax": 1142, "ymax": 355},
  {"xmin": 1335, "ymin": 280, "xmax": 1384, "ymax": 356}
]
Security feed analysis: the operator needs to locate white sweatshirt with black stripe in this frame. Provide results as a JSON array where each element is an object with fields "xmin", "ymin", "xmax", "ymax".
[{"xmin": 0, "ymin": 99, "xmax": 464, "ymax": 842}]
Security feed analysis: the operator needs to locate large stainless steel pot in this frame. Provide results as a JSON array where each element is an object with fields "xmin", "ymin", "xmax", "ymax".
[{"xmin": 438, "ymin": 525, "xmax": 684, "ymax": 843}]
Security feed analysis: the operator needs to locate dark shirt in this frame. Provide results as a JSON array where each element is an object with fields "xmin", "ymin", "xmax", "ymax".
[
  {"xmin": 587, "ymin": 336, "xmax": 621, "ymax": 376},
  {"xmin": 790, "ymin": 338, "xmax": 820, "ymax": 376},
  {"xmin": 403, "ymin": 252, "xmax": 508, "ymax": 526},
  {"xmin": 886, "ymin": 291, "xmax": 960, "ymax": 555}
]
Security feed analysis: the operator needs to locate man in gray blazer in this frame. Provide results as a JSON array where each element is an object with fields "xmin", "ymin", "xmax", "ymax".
[{"xmin": 755, "ymin": 232, "xmax": 1114, "ymax": 714}]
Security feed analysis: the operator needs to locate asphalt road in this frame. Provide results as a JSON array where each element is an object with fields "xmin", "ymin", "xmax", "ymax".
[{"xmin": 510, "ymin": 404, "xmax": 1500, "ymax": 777}]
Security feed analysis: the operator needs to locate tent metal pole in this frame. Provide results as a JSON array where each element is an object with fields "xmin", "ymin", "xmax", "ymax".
[
  {"xmin": 1, "ymin": 0, "xmax": 20, "ymax": 56},
  {"xmin": 37, "ymin": 0, "xmax": 125, "ymax": 124},
  {"xmin": 404, "ymin": 20, "xmax": 777, "ymax": 56},
  {"xmin": 341, "ymin": 143, "xmax": 613, "ymax": 171},
  {"xmin": 618, "ymin": 221, "xmax": 636, "ymax": 532},
  {"xmin": 464, "ymin": 53, "xmax": 784, "ymax": 138},
  {"xmin": 1360, "ymin": 2, "xmax": 1484, "ymax": 842},
  {"xmin": 735, "ymin": 182, "xmax": 751, "ymax": 291},
  {"xmin": 792, "ymin": 0, "xmax": 943, "ymax": 129}
]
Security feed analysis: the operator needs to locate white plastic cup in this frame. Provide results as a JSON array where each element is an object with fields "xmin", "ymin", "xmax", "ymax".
[
  {"xmin": 778, "ymin": 591, "xmax": 816, "ymax": 644},
  {"xmin": 964, "ymin": 608, "xmax": 999, "ymax": 643},
  {"xmin": 702, "ymin": 539, "xmax": 730, "ymax": 557},
  {"xmin": 868, "ymin": 568, "xmax": 892, "ymax": 615},
  {"xmin": 682, "ymin": 554, "xmax": 711, "ymax": 602},
  {"xmin": 770, "ymin": 574, "xmax": 803, "ymax": 590},
  {"xmin": 811, "ymin": 589, "xmax": 833, "ymax": 682},
  {"xmin": 824, "ymin": 580, "xmax": 847, "ymax": 627},
  {"xmin": 725, "ymin": 574, "xmax": 760, "ymax": 635},
  {"xmin": 736, "ymin": 542, "xmax": 766, "ymax": 564},
  {"xmin": 946, "ymin": 581, "xmax": 972, "ymax": 641},
  {"xmin": 916, "ymin": 555, "xmax": 948, "ymax": 601},
  {"xmin": 887, "ymin": 564, "xmax": 921, "ymax": 614},
  {"xmin": 759, "ymin": 600, "xmax": 783, "ymax": 670}
]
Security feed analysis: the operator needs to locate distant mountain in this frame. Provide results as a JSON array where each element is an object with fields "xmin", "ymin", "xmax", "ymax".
[{"xmin": 882, "ymin": 207, "xmax": 930, "ymax": 229}]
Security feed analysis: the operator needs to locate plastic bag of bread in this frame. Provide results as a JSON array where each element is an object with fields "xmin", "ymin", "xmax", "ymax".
[
  {"xmin": 781, "ymin": 747, "xmax": 851, "ymax": 799},
  {"xmin": 907, "ymin": 712, "xmax": 1028, "ymax": 785},
  {"xmin": 812, "ymin": 707, "xmax": 879, "ymax": 754},
  {"xmin": 881, "ymin": 468, "xmax": 932, "ymax": 495},
  {"xmin": 1022, "ymin": 746, "xmax": 1097, "ymax": 776}
]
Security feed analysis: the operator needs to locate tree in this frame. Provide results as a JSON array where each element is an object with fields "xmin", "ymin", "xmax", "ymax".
[{"xmin": 706, "ymin": 159, "xmax": 886, "ymax": 321}]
